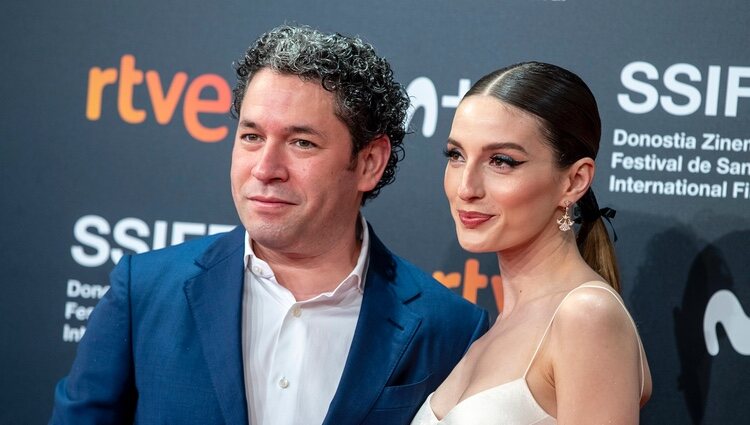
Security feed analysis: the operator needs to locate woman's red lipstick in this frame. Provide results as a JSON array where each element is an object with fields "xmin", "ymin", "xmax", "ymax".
[{"xmin": 457, "ymin": 210, "xmax": 493, "ymax": 228}]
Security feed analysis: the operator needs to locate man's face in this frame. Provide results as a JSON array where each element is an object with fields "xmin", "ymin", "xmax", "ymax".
[{"xmin": 230, "ymin": 68, "xmax": 367, "ymax": 256}]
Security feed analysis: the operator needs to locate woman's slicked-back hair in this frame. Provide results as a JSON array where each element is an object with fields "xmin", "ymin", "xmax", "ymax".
[
  {"xmin": 467, "ymin": 61, "xmax": 621, "ymax": 291},
  {"xmin": 466, "ymin": 61, "xmax": 601, "ymax": 168}
]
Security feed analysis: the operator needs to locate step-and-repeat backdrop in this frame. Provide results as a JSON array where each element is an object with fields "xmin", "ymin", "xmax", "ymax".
[{"xmin": 2, "ymin": 0, "xmax": 748, "ymax": 423}]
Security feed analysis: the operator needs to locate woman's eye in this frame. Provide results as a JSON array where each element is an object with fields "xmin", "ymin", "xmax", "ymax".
[
  {"xmin": 443, "ymin": 148, "xmax": 463, "ymax": 161},
  {"xmin": 490, "ymin": 154, "xmax": 526, "ymax": 168}
]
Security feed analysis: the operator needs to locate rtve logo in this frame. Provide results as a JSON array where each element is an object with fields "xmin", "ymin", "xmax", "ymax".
[
  {"xmin": 85, "ymin": 54, "xmax": 232, "ymax": 142},
  {"xmin": 433, "ymin": 259, "xmax": 503, "ymax": 313}
]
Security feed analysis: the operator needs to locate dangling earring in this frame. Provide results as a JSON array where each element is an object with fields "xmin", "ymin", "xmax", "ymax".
[{"xmin": 557, "ymin": 201, "xmax": 573, "ymax": 232}]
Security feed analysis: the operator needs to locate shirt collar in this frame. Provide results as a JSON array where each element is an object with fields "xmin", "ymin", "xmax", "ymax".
[{"xmin": 243, "ymin": 215, "xmax": 370, "ymax": 294}]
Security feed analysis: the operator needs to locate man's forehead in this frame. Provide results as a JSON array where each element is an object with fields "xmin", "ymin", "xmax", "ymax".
[{"xmin": 237, "ymin": 118, "xmax": 326, "ymax": 138}]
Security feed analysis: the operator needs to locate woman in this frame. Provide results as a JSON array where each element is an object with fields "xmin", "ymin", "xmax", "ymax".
[{"xmin": 411, "ymin": 62, "xmax": 652, "ymax": 424}]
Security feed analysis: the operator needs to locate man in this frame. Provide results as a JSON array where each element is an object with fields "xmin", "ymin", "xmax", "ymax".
[{"xmin": 51, "ymin": 25, "xmax": 488, "ymax": 425}]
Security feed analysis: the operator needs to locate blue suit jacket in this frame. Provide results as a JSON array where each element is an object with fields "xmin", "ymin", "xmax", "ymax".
[{"xmin": 51, "ymin": 225, "xmax": 489, "ymax": 424}]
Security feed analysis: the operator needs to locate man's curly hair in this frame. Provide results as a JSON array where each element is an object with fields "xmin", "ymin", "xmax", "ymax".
[{"xmin": 232, "ymin": 25, "xmax": 410, "ymax": 204}]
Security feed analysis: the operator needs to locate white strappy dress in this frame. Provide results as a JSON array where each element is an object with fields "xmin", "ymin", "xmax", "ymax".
[{"xmin": 410, "ymin": 283, "xmax": 645, "ymax": 425}]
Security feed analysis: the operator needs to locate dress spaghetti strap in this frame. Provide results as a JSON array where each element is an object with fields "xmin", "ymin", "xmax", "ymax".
[{"xmin": 521, "ymin": 282, "xmax": 646, "ymax": 397}]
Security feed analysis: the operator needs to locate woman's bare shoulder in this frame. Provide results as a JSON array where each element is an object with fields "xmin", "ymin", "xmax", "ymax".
[{"xmin": 553, "ymin": 283, "xmax": 635, "ymax": 338}]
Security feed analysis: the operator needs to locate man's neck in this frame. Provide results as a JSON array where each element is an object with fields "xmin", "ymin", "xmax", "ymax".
[{"xmin": 252, "ymin": 223, "xmax": 363, "ymax": 301}]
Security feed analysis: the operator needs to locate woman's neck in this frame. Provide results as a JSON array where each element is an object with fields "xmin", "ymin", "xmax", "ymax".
[{"xmin": 497, "ymin": 230, "xmax": 590, "ymax": 314}]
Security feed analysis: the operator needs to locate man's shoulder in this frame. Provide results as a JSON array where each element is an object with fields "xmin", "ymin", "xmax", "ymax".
[
  {"xmin": 369, "ymin": 236, "xmax": 480, "ymax": 315},
  {"xmin": 379, "ymin": 249, "xmax": 488, "ymax": 342},
  {"xmin": 390, "ymin": 253, "xmax": 473, "ymax": 306},
  {"xmin": 124, "ymin": 226, "xmax": 243, "ymax": 278},
  {"xmin": 106, "ymin": 227, "xmax": 243, "ymax": 306},
  {"xmin": 133, "ymin": 229, "xmax": 232, "ymax": 261}
]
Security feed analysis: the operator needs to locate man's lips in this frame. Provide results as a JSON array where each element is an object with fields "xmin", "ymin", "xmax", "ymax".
[
  {"xmin": 457, "ymin": 210, "xmax": 494, "ymax": 228},
  {"xmin": 248, "ymin": 196, "xmax": 296, "ymax": 208}
]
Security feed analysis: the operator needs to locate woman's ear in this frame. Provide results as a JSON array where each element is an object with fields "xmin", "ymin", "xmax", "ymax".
[{"xmin": 562, "ymin": 157, "xmax": 595, "ymax": 203}]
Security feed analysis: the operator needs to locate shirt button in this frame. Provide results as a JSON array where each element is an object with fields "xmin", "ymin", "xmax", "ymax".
[
  {"xmin": 279, "ymin": 378, "xmax": 289, "ymax": 389},
  {"xmin": 252, "ymin": 265, "xmax": 261, "ymax": 274},
  {"xmin": 291, "ymin": 306, "xmax": 302, "ymax": 317}
]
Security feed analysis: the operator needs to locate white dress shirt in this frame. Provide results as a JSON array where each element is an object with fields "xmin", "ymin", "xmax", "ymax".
[{"xmin": 241, "ymin": 216, "xmax": 369, "ymax": 425}]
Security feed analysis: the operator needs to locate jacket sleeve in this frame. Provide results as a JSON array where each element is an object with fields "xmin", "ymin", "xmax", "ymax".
[
  {"xmin": 50, "ymin": 255, "xmax": 137, "ymax": 425},
  {"xmin": 466, "ymin": 308, "xmax": 490, "ymax": 353}
]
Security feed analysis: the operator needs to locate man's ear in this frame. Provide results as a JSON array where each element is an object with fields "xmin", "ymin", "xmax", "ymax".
[
  {"xmin": 561, "ymin": 157, "xmax": 595, "ymax": 203},
  {"xmin": 356, "ymin": 135, "xmax": 391, "ymax": 192}
]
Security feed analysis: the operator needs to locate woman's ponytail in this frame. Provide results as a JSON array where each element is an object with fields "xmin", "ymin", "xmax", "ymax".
[{"xmin": 576, "ymin": 189, "xmax": 621, "ymax": 292}]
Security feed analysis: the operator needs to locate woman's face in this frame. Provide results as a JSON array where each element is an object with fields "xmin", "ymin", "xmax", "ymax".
[{"xmin": 444, "ymin": 95, "xmax": 567, "ymax": 253}]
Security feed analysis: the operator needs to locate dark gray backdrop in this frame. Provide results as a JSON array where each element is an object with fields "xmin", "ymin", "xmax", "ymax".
[{"xmin": 2, "ymin": 0, "xmax": 749, "ymax": 423}]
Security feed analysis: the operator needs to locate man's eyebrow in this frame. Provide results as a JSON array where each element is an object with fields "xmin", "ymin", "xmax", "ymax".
[
  {"xmin": 286, "ymin": 125, "xmax": 325, "ymax": 138},
  {"xmin": 238, "ymin": 119, "xmax": 256, "ymax": 129},
  {"xmin": 237, "ymin": 120, "xmax": 325, "ymax": 138},
  {"xmin": 447, "ymin": 138, "xmax": 528, "ymax": 154}
]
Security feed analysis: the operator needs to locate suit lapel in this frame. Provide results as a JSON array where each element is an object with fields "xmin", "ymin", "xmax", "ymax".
[
  {"xmin": 183, "ymin": 226, "xmax": 249, "ymax": 425},
  {"xmin": 323, "ymin": 230, "xmax": 423, "ymax": 425}
]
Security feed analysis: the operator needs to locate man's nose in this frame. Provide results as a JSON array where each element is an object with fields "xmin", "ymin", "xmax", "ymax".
[{"xmin": 251, "ymin": 142, "xmax": 289, "ymax": 183}]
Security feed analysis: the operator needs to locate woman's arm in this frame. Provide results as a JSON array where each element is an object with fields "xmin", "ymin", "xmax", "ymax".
[{"xmin": 550, "ymin": 287, "xmax": 650, "ymax": 424}]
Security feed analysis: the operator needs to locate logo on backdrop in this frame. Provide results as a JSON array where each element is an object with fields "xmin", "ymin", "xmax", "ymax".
[
  {"xmin": 618, "ymin": 61, "xmax": 750, "ymax": 117},
  {"xmin": 62, "ymin": 214, "xmax": 235, "ymax": 342},
  {"xmin": 85, "ymin": 54, "xmax": 232, "ymax": 142},
  {"xmin": 606, "ymin": 61, "xmax": 750, "ymax": 202},
  {"xmin": 405, "ymin": 77, "xmax": 471, "ymax": 138},
  {"xmin": 432, "ymin": 259, "xmax": 503, "ymax": 314},
  {"xmin": 704, "ymin": 289, "xmax": 750, "ymax": 356}
]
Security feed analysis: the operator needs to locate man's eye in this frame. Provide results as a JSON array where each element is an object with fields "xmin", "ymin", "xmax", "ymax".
[
  {"xmin": 241, "ymin": 134, "xmax": 261, "ymax": 142},
  {"xmin": 294, "ymin": 139, "xmax": 316, "ymax": 149}
]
